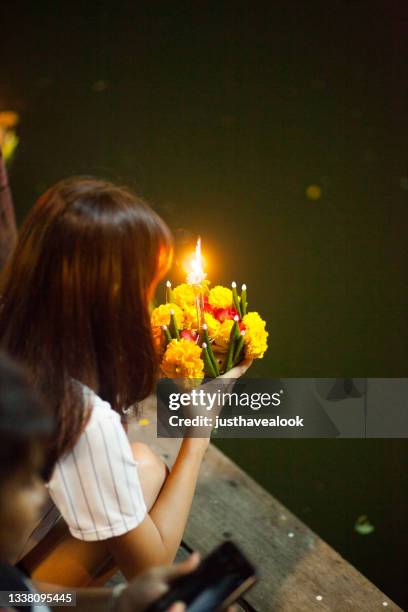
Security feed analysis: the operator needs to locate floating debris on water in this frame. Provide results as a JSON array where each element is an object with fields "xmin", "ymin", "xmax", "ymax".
[
  {"xmin": 400, "ymin": 176, "xmax": 408, "ymax": 191},
  {"xmin": 354, "ymin": 515, "xmax": 375, "ymax": 535},
  {"xmin": 305, "ymin": 184, "xmax": 322, "ymax": 201},
  {"xmin": 92, "ymin": 80, "xmax": 109, "ymax": 92}
]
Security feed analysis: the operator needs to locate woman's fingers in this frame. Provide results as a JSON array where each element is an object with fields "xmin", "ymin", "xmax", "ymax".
[
  {"xmin": 154, "ymin": 551, "xmax": 201, "ymax": 583},
  {"xmin": 122, "ymin": 554, "xmax": 200, "ymax": 612},
  {"xmin": 168, "ymin": 551, "xmax": 201, "ymax": 579},
  {"xmin": 166, "ymin": 603, "xmax": 186, "ymax": 612}
]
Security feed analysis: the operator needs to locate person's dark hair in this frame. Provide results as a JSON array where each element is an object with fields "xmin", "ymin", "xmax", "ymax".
[
  {"xmin": 0, "ymin": 178, "xmax": 173, "ymax": 469},
  {"xmin": 0, "ymin": 351, "xmax": 52, "ymax": 485}
]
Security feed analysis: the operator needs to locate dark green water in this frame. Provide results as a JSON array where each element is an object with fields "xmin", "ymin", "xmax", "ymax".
[{"xmin": 2, "ymin": 2, "xmax": 407, "ymax": 607}]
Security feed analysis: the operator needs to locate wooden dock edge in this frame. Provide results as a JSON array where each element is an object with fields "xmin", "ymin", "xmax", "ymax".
[{"xmin": 128, "ymin": 401, "xmax": 401, "ymax": 611}]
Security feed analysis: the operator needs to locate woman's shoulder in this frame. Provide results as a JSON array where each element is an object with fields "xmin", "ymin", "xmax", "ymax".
[
  {"xmin": 47, "ymin": 383, "xmax": 146, "ymax": 543},
  {"xmin": 79, "ymin": 383, "xmax": 122, "ymax": 430}
]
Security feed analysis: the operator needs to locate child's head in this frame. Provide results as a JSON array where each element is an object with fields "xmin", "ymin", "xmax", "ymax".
[
  {"xmin": 0, "ymin": 352, "xmax": 52, "ymax": 562},
  {"xmin": 0, "ymin": 178, "xmax": 173, "ymax": 461}
]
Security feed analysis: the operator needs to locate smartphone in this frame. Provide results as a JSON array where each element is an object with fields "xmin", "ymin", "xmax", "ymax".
[{"xmin": 146, "ymin": 541, "xmax": 257, "ymax": 612}]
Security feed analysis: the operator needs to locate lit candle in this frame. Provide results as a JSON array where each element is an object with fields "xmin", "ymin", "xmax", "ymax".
[{"xmin": 186, "ymin": 237, "xmax": 207, "ymax": 330}]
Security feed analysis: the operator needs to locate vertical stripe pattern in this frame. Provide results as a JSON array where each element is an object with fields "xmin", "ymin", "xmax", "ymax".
[{"xmin": 47, "ymin": 389, "xmax": 147, "ymax": 541}]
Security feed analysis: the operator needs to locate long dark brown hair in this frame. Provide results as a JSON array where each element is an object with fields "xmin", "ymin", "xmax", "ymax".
[{"xmin": 0, "ymin": 177, "xmax": 172, "ymax": 471}]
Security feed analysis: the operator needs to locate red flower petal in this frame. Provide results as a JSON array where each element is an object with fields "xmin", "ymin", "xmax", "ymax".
[
  {"xmin": 214, "ymin": 306, "xmax": 240, "ymax": 322},
  {"xmin": 180, "ymin": 330, "xmax": 198, "ymax": 342}
]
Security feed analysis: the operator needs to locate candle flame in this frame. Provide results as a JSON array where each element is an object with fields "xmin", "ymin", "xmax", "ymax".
[{"xmin": 186, "ymin": 237, "xmax": 207, "ymax": 285}]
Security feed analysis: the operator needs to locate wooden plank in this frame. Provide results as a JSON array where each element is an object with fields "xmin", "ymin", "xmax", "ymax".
[{"xmin": 129, "ymin": 401, "xmax": 401, "ymax": 611}]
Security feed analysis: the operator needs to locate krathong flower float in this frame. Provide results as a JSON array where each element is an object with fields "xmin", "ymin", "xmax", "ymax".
[{"xmin": 151, "ymin": 238, "xmax": 268, "ymax": 379}]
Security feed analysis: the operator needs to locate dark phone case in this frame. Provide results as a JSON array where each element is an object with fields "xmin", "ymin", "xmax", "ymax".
[{"xmin": 146, "ymin": 541, "xmax": 257, "ymax": 612}]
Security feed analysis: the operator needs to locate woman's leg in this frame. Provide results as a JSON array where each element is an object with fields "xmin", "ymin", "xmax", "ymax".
[
  {"xmin": 27, "ymin": 522, "xmax": 115, "ymax": 587},
  {"xmin": 20, "ymin": 443, "xmax": 168, "ymax": 586}
]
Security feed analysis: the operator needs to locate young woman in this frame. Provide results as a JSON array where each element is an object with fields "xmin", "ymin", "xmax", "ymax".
[
  {"xmin": 0, "ymin": 349, "xmax": 200, "ymax": 612},
  {"xmin": 0, "ymin": 177, "xmax": 251, "ymax": 586}
]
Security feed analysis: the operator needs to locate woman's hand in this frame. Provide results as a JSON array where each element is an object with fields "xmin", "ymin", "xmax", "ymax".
[
  {"xmin": 115, "ymin": 553, "xmax": 200, "ymax": 612},
  {"xmin": 219, "ymin": 357, "xmax": 253, "ymax": 380},
  {"xmin": 115, "ymin": 551, "xmax": 239, "ymax": 612},
  {"xmin": 177, "ymin": 357, "xmax": 253, "ymax": 442}
]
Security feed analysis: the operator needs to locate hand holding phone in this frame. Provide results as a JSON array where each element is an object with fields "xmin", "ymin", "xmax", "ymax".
[{"xmin": 145, "ymin": 541, "xmax": 257, "ymax": 612}]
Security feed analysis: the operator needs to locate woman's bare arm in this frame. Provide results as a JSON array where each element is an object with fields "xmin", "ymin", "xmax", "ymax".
[
  {"xmin": 107, "ymin": 360, "xmax": 252, "ymax": 579},
  {"xmin": 106, "ymin": 437, "xmax": 207, "ymax": 578}
]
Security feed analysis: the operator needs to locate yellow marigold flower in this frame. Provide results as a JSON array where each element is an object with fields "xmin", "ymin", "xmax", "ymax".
[
  {"xmin": 204, "ymin": 312, "xmax": 221, "ymax": 338},
  {"xmin": 172, "ymin": 283, "xmax": 196, "ymax": 307},
  {"xmin": 183, "ymin": 305, "xmax": 199, "ymax": 330},
  {"xmin": 151, "ymin": 303, "xmax": 183, "ymax": 328},
  {"xmin": 161, "ymin": 339, "xmax": 204, "ymax": 379},
  {"xmin": 242, "ymin": 312, "xmax": 268, "ymax": 359},
  {"xmin": 213, "ymin": 319, "xmax": 234, "ymax": 352},
  {"xmin": 208, "ymin": 285, "xmax": 233, "ymax": 309}
]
